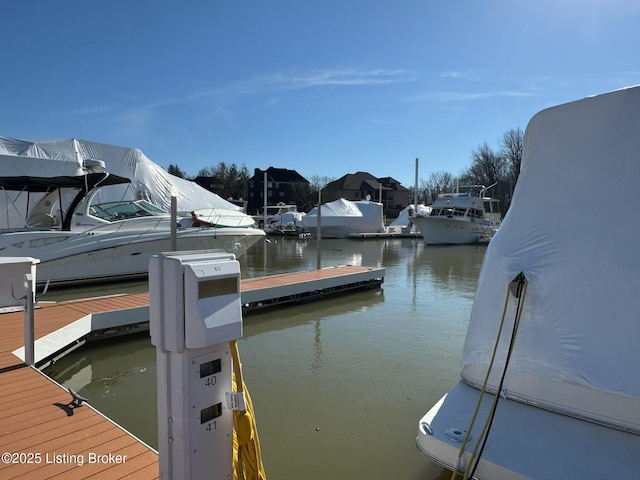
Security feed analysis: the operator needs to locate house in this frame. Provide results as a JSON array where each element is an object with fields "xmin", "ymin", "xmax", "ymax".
[
  {"xmin": 323, "ymin": 172, "xmax": 410, "ymax": 217},
  {"xmin": 247, "ymin": 167, "xmax": 310, "ymax": 215}
]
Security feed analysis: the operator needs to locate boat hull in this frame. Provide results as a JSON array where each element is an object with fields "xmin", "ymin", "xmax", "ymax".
[
  {"xmin": 303, "ymin": 224, "xmax": 385, "ymax": 239},
  {"xmin": 411, "ymin": 216, "xmax": 495, "ymax": 245},
  {"xmin": 416, "ymin": 381, "xmax": 640, "ymax": 479},
  {"xmin": 0, "ymin": 224, "xmax": 264, "ymax": 285}
]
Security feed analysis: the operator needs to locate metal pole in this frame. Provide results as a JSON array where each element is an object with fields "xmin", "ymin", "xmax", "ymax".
[
  {"xmin": 24, "ymin": 273, "xmax": 35, "ymax": 366},
  {"xmin": 414, "ymin": 158, "xmax": 419, "ymax": 211},
  {"xmin": 316, "ymin": 188, "xmax": 322, "ymax": 270},
  {"xmin": 263, "ymin": 171, "xmax": 268, "ymax": 229}
]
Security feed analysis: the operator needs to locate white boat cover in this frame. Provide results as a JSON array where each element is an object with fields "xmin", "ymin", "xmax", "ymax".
[
  {"xmin": 280, "ymin": 210, "xmax": 304, "ymax": 226},
  {"xmin": 461, "ymin": 86, "xmax": 640, "ymax": 432},
  {"xmin": 0, "ymin": 137, "xmax": 242, "ymax": 228},
  {"xmin": 389, "ymin": 204, "xmax": 431, "ymax": 228},
  {"xmin": 300, "ymin": 198, "xmax": 385, "ymax": 232}
]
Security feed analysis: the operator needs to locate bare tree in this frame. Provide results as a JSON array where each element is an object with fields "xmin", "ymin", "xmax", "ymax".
[
  {"xmin": 462, "ymin": 142, "xmax": 507, "ymax": 187},
  {"xmin": 420, "ymin": 171, "xmax": 456, "ymax": 204},
  {"xmin": 308, "ymin": 175, "xmax": 335, "ymax": 199},
  {"xmin": 500, "ymin": 128, "xmax": 524, "ymax": 200}
]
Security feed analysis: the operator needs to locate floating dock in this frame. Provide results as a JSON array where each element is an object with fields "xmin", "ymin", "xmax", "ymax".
[
  {"xmin": 241, "ymin": 265, "xmax": 384, "ymax": 312},
  {"xmin": 0, "ymin": 265, "xmax": 383, "ymax": 479}
]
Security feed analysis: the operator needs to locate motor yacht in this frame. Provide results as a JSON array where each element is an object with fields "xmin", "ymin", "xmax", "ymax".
[{"xmin": 412, "ymin": 185, "xmax": 501, "ymax": 245}]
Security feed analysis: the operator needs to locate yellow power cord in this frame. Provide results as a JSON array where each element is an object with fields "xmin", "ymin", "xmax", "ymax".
[
  {"xmin": 451, "ymin": 274, "xmax": 528, "ymax": 480},
  {"xmin": 230, "ymin": 339, "xmax": 267, "ymax": 480}
]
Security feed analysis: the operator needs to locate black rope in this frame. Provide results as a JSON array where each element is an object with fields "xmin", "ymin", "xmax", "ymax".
[{"xmin": 467, "ymin": 273, "xmax": 526, "ymax": 480}]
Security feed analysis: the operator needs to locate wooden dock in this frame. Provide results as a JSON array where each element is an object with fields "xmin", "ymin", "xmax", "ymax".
[
  {"xmin": 0, "ymin": 294, "xmax": 158, "ymax": 480},
  {"xmin": 0, "ymin": 265, "xmax": 383, "ymax": 479}
]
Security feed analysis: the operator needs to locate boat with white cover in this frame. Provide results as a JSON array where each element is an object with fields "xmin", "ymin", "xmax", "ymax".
[
  {"xmin": 412, "ymin": 186, "xmax": 500, "ymax": 245},
  {"xmin": 254, "ymin": 203, "xmax": 306, "ymax": 236},
  {"xmin": 388, "ymin": 203, "xmax": 431, "ymax": 236},
  {"xmin": 415, "ymin": 86, "xmax": 640, "ymax": 479},
  {"xmin": 0, "ymin": 172, "xmax": 264, "ymax": 285},
  {"xmin": 300, "ymin": 198, "xmax": 385, "ymax": 238}
]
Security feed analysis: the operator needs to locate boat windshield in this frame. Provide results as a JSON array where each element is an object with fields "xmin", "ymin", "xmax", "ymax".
[
  {"xmin": 90, "ymin": 200, "xmax": 166, "ymax": 221},
  {"xmin": 431, "ymin": 207, "xmax": 468, "ymax": 217}
]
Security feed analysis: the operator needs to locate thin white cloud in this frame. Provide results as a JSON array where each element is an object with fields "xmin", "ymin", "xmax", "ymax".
[
  {"xmin": 404, "ymin": 90, "xmax": 535, "ymax": 103},
  {"xmin": 440, "ymin": 70, "xmax": 476, "ymax": 80},
  {"xmin": 65, "ymin": 68, "xmax": 413, "ymax": 132},
  {"xmin": 200, "ymin": 68, "xmax": 413, "ymax": 102}
]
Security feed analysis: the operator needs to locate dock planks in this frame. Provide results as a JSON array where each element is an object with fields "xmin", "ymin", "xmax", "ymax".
[
  {"xmin": 0, "ymin": 294, "xmax": 156, "ymax": 480},
  {"xmin": 0, "ymin": 265, "xmax": 383, "ymax": 479}
]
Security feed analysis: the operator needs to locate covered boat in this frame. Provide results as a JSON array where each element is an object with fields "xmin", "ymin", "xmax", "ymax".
[
  {"xmin": 300, "ymin": 198, "xmax": 385, "ymax": 238},
  {"xmin": 0, "ymin": 172, "xmax": 264, "ymax": 286},
  {"xmin": 416, "ymin": 86, "xmax": 640, "ymax": 479},
  {"xmin": 0, "ymin": 137, "xmax": 265, "ymax": 285},
  {"xmin": 0, "ymin": 136, "xmax": 243, "ymax": 225},
  {"xmin": 389, "ymin": 203, "xmax": 431, "ymax": 236}
]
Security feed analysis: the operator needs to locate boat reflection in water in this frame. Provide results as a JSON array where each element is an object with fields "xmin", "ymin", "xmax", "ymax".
[{"xmin": 50, "ymin": 238, "xmax": 487, "ymax": 480}]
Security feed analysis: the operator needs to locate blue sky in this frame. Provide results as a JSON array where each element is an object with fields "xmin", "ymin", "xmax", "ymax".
[{"xmin": 1, "ymin": 1, "xmax": 639, "ymax": 187}]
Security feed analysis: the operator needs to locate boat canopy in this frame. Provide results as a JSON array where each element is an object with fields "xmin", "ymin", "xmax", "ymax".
[
  {"xmin": 0, "ymin": 173, "xmax": 130, "ymax": 192},
  {"xmin": 461, "ymin": 85, "xmax": 640, "ymax": 433},
  {"xmin": 0, "ymin": 137, "xmax": 242, "ymax": 217}
]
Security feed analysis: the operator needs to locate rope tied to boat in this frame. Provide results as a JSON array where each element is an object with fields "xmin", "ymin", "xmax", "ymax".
[
  {"xmin": 451, "ymin": 272, "xmax": 528, "ymax": 480},
  {"xmin": 230, "ymin": 339, "xmax": 267, "ymax": 480}
]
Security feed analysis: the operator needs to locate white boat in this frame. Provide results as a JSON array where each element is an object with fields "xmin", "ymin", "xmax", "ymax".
[
  {"xmin": 300, "ymin": 198, "xmax": 386, "ymax": 238},
  {"xmin": 415, "ymin": 86, "xmax": 640, "ymax": 479},
  {"xmin": 0, "ymin": 172, "xmax": 265, "ymax": 285},
  {"xmin": 412, "ymin": 186, "xmax": 501, "ymax": 245},
  {"xmin": 254, "ymin": 203, "xmax": 306, "ymax": 235}
]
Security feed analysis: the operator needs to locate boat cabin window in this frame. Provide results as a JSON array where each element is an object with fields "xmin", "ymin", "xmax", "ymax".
[
  {"xmin": 483, "ymin": 200, "xmax": 501, "ymax": 214},
  {"xmin": 470, "ymin": 208, "xmax": 484, "ymax": 219},
  {"xmin": 90, "ymin": 200, "xmax": 166, "ymax": 221},
  {"xmin": 430, "ymin": 207, "xmax": 468, "ymax": 217}
]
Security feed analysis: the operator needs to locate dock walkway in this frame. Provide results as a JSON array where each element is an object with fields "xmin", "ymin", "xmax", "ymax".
[
  {"xmin": 0, "ymin": 293, "xmax": 157, "ymax": 480},
  {"xmin": 0, "ymin": 265, "xmax": 383, "ymax": 479}
]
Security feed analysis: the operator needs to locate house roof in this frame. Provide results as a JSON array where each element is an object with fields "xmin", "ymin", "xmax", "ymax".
[
  {"xmin": 250, "ymin": 167, "xmax": 309, "ymax": 184},
  {"xmin": 378, "ymin": 176, "xmax": 410, "ymax": 192},
  {"xmin": 326, "ymin": 171, "xmax": 407, "ymax": 191}
]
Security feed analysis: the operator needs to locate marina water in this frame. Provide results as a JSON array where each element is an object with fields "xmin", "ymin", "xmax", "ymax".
[{"xmin": 49, "ymin": 238, "xmax": 486, "ymax": 480}]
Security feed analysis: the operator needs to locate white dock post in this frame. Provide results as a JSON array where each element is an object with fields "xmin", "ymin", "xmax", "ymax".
[
  {"xmin": 170, "ymin": 192, "xmax": 177, "ymax": 251},
  {"xmin": 23, "ymin": 273, "xmax": 35, "ymax": 366},
  {"xmin": 316, "ymin": 188, "xmax": 322, "ymax": 270}
]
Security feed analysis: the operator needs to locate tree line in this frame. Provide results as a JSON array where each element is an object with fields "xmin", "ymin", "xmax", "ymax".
[
  {"xmin": 167, "ymin": 163, "xmax": 252, "ymax": 201},
  {"xmin": 166, "ymin": 127, "xmax": 523, "ymax": 214},
  {"xmin": 417, "ymin": 128, "xmax": 523, "ymax": 212}
]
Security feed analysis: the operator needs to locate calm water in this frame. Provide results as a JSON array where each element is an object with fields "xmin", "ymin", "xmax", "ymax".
[{"xmin": 48, "ymin": 238, "xmax": 487, "ymax": 480}]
